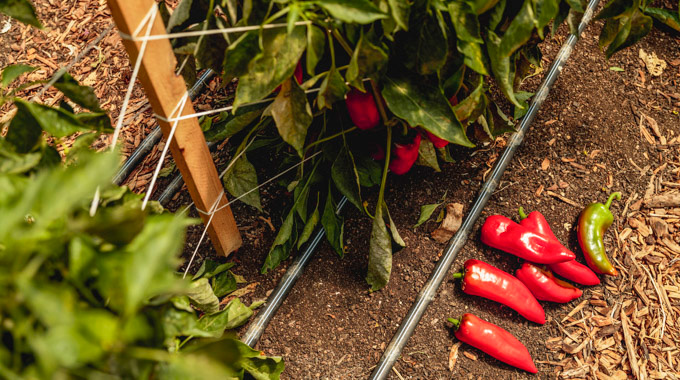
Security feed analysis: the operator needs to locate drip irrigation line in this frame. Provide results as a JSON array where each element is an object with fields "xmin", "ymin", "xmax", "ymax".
[
  {"xmin": 368, "ymin": 1, "xmax": 600, "ymax": 378},
  {"xmin": 243, "ymin": 196, "xmax": 348, "ymax": 347},
  {"xmin": 113, "ymin": 69, "xmax": 215, "ymax": 185}
]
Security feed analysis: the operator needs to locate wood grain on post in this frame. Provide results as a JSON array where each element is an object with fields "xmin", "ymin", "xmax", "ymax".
[{"xmin": 107, "ymin": 0, "xmax": 242, "ymax": 255}]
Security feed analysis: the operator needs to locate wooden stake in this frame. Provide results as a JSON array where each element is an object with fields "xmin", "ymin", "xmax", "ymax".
[{"xmin": 107, "ymin": 0, "xmax": 242, "ymax": 255}]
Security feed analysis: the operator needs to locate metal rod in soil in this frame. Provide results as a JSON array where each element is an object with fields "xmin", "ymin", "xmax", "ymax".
[
  {"xmin": 242, "ymin": 197, "xmax": 348, "ymax": 347},
  {"xmin": 368, "ymin": 1, "xmax": 600, "ymax": 378}
]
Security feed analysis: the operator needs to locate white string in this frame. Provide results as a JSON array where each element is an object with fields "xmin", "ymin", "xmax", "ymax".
[
  {"xmin": 141, "ymin": 92, "xmax": 190, "ymax": 210},
  {"xmin": 90, "ymin": 5, "xmax": 159, "ymax": 217},
  {"xmin": 181, "ymin": 150, "xmax": 321, "ymax": 277},
  {"xmin": 117, "ymin": 21, "xmax": 312, "ymax": 42}
]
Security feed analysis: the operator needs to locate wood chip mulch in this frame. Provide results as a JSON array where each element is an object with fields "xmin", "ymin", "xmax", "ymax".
[{"xmin": 546, "ymin": 123, "xmax": 680, "ymax": 380}]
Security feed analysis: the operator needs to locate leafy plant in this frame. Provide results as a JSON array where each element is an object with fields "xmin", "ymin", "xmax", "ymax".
[
  {"xmin": 0, "ymin": 61, "xmax": 282, "ymax": 378},
  {"xmin": 166, "ymin": 0, "xmax": 677, "ymax": 291}
]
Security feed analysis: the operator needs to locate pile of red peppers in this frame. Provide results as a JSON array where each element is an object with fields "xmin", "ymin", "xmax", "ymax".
[{"xmin": 449, "ymin": 193, "xmax": 620, "ymax": 373}]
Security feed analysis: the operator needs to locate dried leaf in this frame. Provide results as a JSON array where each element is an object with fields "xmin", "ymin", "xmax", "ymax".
[{"xmin": 431, "ymin": 203, "xmax": 464, "ymax": 243}]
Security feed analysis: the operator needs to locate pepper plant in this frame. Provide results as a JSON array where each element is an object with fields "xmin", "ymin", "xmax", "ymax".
[
  {"xmin": 0, "ymin": 5, "xmax": 284, "ymax": 376},
  {"xmin": 162, "ymin": 0, "xmax": 678, "ymax": 291}
]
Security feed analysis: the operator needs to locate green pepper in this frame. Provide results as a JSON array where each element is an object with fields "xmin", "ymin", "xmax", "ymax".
[{"xmin": 577, "ymin": 192, "xmax": 621, "ymax": 276}]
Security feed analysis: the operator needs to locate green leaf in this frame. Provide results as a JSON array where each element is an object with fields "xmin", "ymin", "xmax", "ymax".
[
  {"xmin": 321, "ymin": 192, "xmax": 344, "ymax": 257},
  {"xmin": 645, "ymin": 7, "xmax": 680, "ymax": 32},
  {"xmin": 270, "ymin": 78, "xmax": 313, "ymax": 157},
  {"xmin": 5, "ymin": 100, "xmax": 42, "ymax": 153},
  {"xmin": 488, "ymin": 0, "xmax": 506, "ymax": 30},
  {"xmin": 384, "ymin": 203, "xmax": 405, "ymax": 250},
  {"xmin": 457, "ymin": 40, "xmax": 489, "ymax": 75},
  {"xmin": 233, "ymin": 26, "xmax": 306, "ymax": 110},
  {"xmin": 223, "ymin": 152, "xmax": 262, "ymax": 211},
  {"xmin": 1, "ymin": 64, "xmax": 36, "ymax": 87},
  {"xmin": 204, "ymin": 106, "xmax": 264, "ymax": 142},
  {"xmin": 564, "ymin": 0, "xmax": 584, "ymax": 12},
  {"xmin": 331, "ymin": 146, "xmax": 362, "ymax": 211},
  {"xmin": 187, "ymin": 278, "xmax": 220, "ymax": 314},
  {"xmin": 609, "ymin": 66, "xmax": 624, "ymax": 71},
  {"xmin": 471, "ymin": 0, "xmax": 501, "ymax": 14},
  {"xmin": 387, "ymin": 0, "xmax": 410, "ymax": 30},
  {"xmin": 499, "ymin": 0, "xmax": 538, "ymax": 58},
  {"xmin": 382, "ymin": 72, "xmax": 473, "ymax": 147},
  {"xmin": 223, "ymin": 31, "xmax": 261, "ymax": 83},
  {"xmin": 123, "ymin": 214, "xmax": 192, "ymax": 316},
  {"xmin": 297, "ymin": 201, "xmax": 319, "ymax": 249},
  {"xmin": 317, "ymin": 0, "xmax": 388, "ymax": 24},
  {"xmin": 415, "ymin": 137, "xmax": 440, "ymax": 172},
  {"xmin": 0, "ymin": 0, "xmax": 42, "ymax": 28},
  {"xmin": 212, "ymin": 271, "xmax": 238, "ymax": 297},
  {"xmin": 403, "ymin": 13, "xmax": 448, "ymax": 75},
  {"xmin": 355, "ymin": 154, "xmax": 382, "ymax": 187},
  {"xmin": 346, "ymin": 33, "xmax": 388, "ymax": 91},
  {"xmin": 366, "ymin": 205, "xmax": 392, "ymax": 291},
  {"xmin": 196, "ymin": 298, "xmax": 253, "ymax": 336},
  {"xmin": 534, "ymin": 0, "xmax": 560, "ymax": 37},
  {"xmin": 603, "ymin": 11, "xmax": 652, "ymax": 58},
  {"xmin": 448, "ymin": 3, "xmax": 483, "ymax": 43},
  {"xmin": 318, "ymin": 66, "xmax": 349, "ymax": 110},
  {"xmin": 53, "ymin": 73, "xmax": 103, "ymax": 112},
  {"xmin": 513, "ymin": 91, "xmax": 534, "ymax": 120},
  {"xmin": 596, "ymin": 0, "xmax": 636, "ymax": 20},
  {"xmin": 193, "ymin": 259, "xmax": 235, "ymax": 280},
  {"xmin": 414, "ymin": 202, "xmax": 442, "ymax": 228},
  {"xmin": 452, "ymin": 78, "xmax": 484, "ymax": 122},
  {"xmin": 13, "ymin": 99, "xmax": 90, "ymax": 138},
  {"xmin": 306, "ymin": 25, "xmax": 326, "ymax": 76},
  {"xmin": 487, "ymin": 31, "xmax": 523, "ymax": 108},
  {"xmin": 261, "ymin": 210, "xmax": 295, "ymax": 273},
  {"xmin": 167, "ymin": 0, "xmax": 208, "ymax": 31}
]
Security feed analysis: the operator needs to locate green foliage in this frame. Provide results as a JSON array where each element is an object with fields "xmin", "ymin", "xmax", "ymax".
[
  {"xmin": 0, "ymin": 63, "xmax": 283, "ymax": 378},
  {"xmin": 169, "ymin": 0, "xmax": 675, "ymax": 291}
]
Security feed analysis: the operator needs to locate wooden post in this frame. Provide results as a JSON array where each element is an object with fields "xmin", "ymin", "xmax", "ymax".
[{"xmin": 107, "ymin": 0, "xmax": 242, "ymax": 255}]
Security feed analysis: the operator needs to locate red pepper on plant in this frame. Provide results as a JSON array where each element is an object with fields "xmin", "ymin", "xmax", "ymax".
[
  {"xmin": 345, "ymin": 87, "xmax": 380, "ymax": 130},
  {"xmin": 481, "ymin": 215, "xmax": 576, "ymax": 264},
  {"xmin": 447, "ymin": 313, "xmax": 538, "ymax": 373},
  {"xmin": 518, "ymin": 207, "xmax": 600, "ymax": 286},
  {"xmin": 453, "ymin": 260, "xmax": 545, "ymax": 324},
  {"xmin": 389, "ymin": 132, "xmax": 421, "ymax": 175},
  {"xmin": 515, "ymin": 262, "xmax": 583, "ymax": 303}
]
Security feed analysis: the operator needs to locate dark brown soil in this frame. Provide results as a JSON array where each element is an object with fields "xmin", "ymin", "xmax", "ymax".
[{"xmin": 185, "ymin": 20, "xmax": 680, "ymax": 380}]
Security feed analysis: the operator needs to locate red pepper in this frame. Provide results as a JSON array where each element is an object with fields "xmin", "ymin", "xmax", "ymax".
[
  {"xmin": 389, "ymin": 133, "xmax": 421, "ymax": 175},
  {"xmin": 370, "ymin": 144, "xmax": 385, "ymax": 161},
  {"xmin": 274, "ymin": 61, "xmax": 303, "ymax": 92},
  {"xmin": 425, "ymin": 131, "xmax": 449, "ymax": 148},
  {"xmin": 448, "ymin": 313, "xmax": 537, "ymax": 373},
  {"xmin": 423, "ymin": 95, "xmax": 458, "ymax": 148},
  {"xmin": 345, "ymin": 87, "xmax": 380, "ymax": 130},
  {"xmin": 481, "ymin": 215, "xmax": 576, "ymax": 264},
  {"xmin": 518, "ymin": 208, "xmax": 600, "ymax": 286},
  {"xmin": 516, "ymin": 262, "xmax": 582, "ymax": 303},
  {"xmin": 453, "ymin": 260, "xmax": 545, "ymax": 324}
]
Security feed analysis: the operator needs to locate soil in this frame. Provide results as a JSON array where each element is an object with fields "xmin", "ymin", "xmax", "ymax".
[{"xmin": 3, "ymin": 1, "xmax": 680, "ymax": 379}]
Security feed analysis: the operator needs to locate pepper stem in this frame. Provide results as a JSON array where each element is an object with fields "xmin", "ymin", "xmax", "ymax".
[
  {"xmin": 518, "ymin": 207, "xmax": 528, "ymax": 220},
  {"xmin": 447, "ymin": 318, "xmax": 460, "ymax": 329},
  {"xmin": 452, "ymin": 272, "xmax": 464, "ymax": 279},
  {"xmin": 604, "ymin": 192, "xmax": 622, "ymax": 210}
]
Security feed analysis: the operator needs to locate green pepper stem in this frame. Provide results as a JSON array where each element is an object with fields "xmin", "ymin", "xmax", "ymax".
[
  {"xmin": 604, "ymin": 192, "xmax": 622, "ymax": 210},
  {"xmin": 518, "ymin": 207, "xmax": 528, "ymax": 220},
  {"xmin": 452, "ymin": 272, "xmax": 464, "ymax": 279},
  {"xmin": 447, "ymin": 318, "xmax": 460, "ymax": 329}
]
